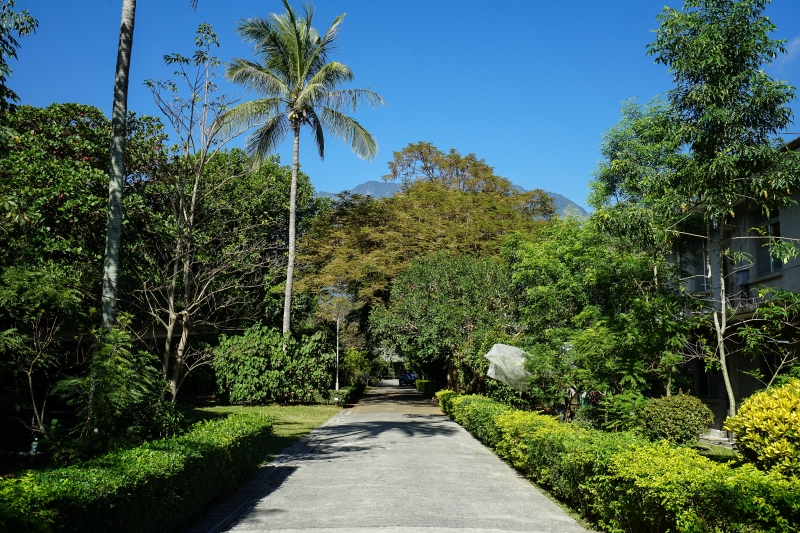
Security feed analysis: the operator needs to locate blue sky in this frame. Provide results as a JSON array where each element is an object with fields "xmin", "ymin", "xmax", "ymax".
[{"xmin": 11, "ymin": 0, "xmax": 800, "ymax": 209}]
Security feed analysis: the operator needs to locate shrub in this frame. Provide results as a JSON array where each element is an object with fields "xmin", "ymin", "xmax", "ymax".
[
  {"xmin": 214, "ymin": 325, "xmax": 332, "ymax": 404},
  {"xmin": 415, "ymin": 379, "xmax": 437, "ymax": 397},
  {"xmin": 448, "ymin": 395, "xmax": 512, "ymax": 447},
  {"xmin": 442, "ymin": 392, "xmax": 800, "ymax": 533},
  {"xmin": 315, "ymin": 383, "xmax": 366, "ymax": 406},
  {"xmin": 493, "ymin": 410, "xmax": 642, "ymax": 516},
  {"xmin": 640, "ymin": 394, "xmax": 714, "ymax": 444},
  {"xmin": 51, "ymin": 321, "xmax": 184, "ymax": 462},
  {"xmin": 596, "ymin": 442, "xmax": 800, "ymax": 533},
  {"xmin": 436, "ymin": 389, "xmax": 458, "ymax": 415},
  {"xmin": 0, "ymin": 413, "xmax": 273, "ymax": 533},
  {"xmin": 343, "ymin": 347, "xmax": 370, "ymax": 385},
  {"xmin": 724, "ymin": 378, "xmax": 800, "ymax": 477}
]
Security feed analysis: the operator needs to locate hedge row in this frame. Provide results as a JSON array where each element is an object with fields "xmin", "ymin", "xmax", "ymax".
[
  {"xmin": 313, "ymin": 383, "xmax": 366, "ymax": 406},
  {"xmin": 0, "ymin": 413, "xmax": 274, "ymax": 533},
  {"xmin": 415, "ymin": 379, "xmax": 437, "ymax": 398},
  {"xmin": 437, "ymin": 391, "xmax": 800, "ymax": 533}
]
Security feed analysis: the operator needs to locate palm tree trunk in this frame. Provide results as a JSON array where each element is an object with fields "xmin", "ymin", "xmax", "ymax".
[
  {"xmin": 282, "ymin": 124, "xmax": 300, "ymax": 334},
  {"xmin": 101, "ymin": 0, "xmax": 136, "ymax": 330}
]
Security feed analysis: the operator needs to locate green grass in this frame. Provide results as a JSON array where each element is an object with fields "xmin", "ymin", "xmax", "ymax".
[{"xmin": 186, "ymin": 404, "xmax": 341, "ymax": 462}]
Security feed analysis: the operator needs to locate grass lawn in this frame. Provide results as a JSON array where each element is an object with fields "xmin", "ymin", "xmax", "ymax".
[{"xmin": 185, "ymin": 404, "xmax": 342, "ymax": 462}]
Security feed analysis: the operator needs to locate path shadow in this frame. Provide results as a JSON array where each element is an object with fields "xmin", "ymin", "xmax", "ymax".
[{"xmin": 183, "ymin": 465, "xmax": 296, "ymax": 533}]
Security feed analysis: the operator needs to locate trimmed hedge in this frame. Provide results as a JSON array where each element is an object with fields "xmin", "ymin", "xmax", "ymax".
[
  {"xmin": 0, "ymin": 413, "xmax": 274, "ymax": 533},
  {"xmin": 437, "ymin": 391, "xmax": 800, "ymax": 533},
  {"xmin": 415, "ymin": 379, "xmax": 438, "ymax": 398}
]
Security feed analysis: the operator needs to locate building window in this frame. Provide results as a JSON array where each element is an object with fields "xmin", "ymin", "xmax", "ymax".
[
  {"xmin": 692, "ymin": 247, "xmax": 709, "ymax": 292},
  {"xmin": 753, "ymin": 210, "xmax": 782, "ymax": 276}
]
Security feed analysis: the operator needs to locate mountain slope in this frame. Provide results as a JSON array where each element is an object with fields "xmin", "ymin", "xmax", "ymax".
[{"xmin": 315, "ymin": 180, "xmax": 587, "ymax": 217}]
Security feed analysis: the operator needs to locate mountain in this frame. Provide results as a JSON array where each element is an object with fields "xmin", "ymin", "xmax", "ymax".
[{"xmin": 315, "ymin": 180, "xmax": 587, "ymax": 217}]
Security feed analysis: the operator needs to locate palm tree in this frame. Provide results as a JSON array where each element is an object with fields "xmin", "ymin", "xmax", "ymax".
[
  {"xmin": 102, "ymin": 0, "xmax": 199, "ymax": 330},
  {"xmin": 101, "ymin": 0, "xmax": 136, "ymax": 331},
  {"xmin": 222, "ymin": 0, "xmax": 383, "ymax": 333}
]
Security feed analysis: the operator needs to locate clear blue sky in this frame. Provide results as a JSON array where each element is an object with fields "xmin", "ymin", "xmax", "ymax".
[{"xmin": 12, "ymin": 1, "xmax": 800, "ymax": 209}]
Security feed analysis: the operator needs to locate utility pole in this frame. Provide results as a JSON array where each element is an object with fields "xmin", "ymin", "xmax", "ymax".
[{"xmin": 335, "ymin": 315, "xmax": 340, "ymax": 391}]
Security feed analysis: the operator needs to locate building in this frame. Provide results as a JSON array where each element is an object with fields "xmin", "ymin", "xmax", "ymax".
[{"xmin": 684, "ymin": 136, "xmax": 800, "ymax": 426}]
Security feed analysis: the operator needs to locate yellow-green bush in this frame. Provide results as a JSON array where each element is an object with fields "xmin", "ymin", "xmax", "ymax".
[
  {"xmin": 724, "ymin": 378, "xmax": 800, "ymax": 477},
  {"xmin": 448, "ymin": 394, "xmax": 512, "ymax": 447},
  {"xmin": 436, "ymin": 389, "xmax": 458, "ymax": 415},
  {"xmin": 442, "ymin": 392, "xmax": 800, "ymax": 533}
]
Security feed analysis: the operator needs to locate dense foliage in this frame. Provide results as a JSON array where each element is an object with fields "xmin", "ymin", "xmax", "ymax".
[
  {"xmin": 298, "ymin": 147, "xmax": 554, "ymax": 314},
  {"xmin": 0, "ymin": 412, "xmax": 273, "ymax": 533},
  {"xmin": 0, "ymin": 103, "xmax": 321, "ymax": 459},
  {"xmin": 507, "ymin": 218, "xmax": 687, "ymax": 411},
  {"xmin": 439, "ymin": 391, "xmax": 800, "ymax": 533},
  {"xmin": 724, "ymin": 379, "xmax": 800, "ymax": 477},
  {"xmin": 639, "ymin": 394, "xmax": 713, "ymax": 444},
  {"xmin": 213, "ymin": 325, "xmax": 333, "ymax": 404},
  {"xmin": 370, "ymin": 252, "xmax": 518, "ymax": 392}
]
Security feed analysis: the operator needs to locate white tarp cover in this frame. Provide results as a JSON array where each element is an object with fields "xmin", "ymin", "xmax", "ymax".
[{"xmin": 484, "ymin": 344, "xmax": 530, "ymax": 391}]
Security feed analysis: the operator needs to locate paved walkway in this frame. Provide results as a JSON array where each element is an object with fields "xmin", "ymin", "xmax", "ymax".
[{"xmin": 190, "ymin": 381, "xmax": 589, "ymax": 533}]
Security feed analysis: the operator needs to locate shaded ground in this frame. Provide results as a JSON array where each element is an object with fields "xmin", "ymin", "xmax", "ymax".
[{"xmin": 186, "ymin": 381, "xmax": 588, "ymax": 533}]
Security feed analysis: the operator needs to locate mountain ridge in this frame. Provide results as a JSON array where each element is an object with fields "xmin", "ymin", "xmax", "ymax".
[{"xmin": 315, "ymin": 180, "xmax": 588, "ymax": 217}]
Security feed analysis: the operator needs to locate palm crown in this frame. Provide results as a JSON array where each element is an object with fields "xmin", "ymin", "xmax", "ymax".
[
  {"xmin": 222, "ymin": 0, "xmax": 383, "ymax": 161},
  {"xmin": 221, "ymin": 0, "xmax": 383, "ymax": 333}
]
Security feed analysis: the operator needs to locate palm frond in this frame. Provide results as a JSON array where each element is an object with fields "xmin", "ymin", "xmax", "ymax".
[
  {"xmin": 319, "ymin": 88, "xmax": 384, "ymax": 113},
  {"xmin": 306, "ymin": 61, "xmax": 354, "ymax": 92},
  {"xmin": 216, "ymin": 98, "xmax": 285, "ymax": 137},
  {"xmin": 306, "ymin": 107, "xmax": 326, "ymax": 160},
  {"xmin": 319, "ymin": 106, "xmax": 378, "ymax": 161},
  {"xmin": 227, "ymin": 58, "xmax": 289, "ymax": 97},
  {"xmin": 246, "ymin": 113, "xmax": 291, "ymax": 161}
]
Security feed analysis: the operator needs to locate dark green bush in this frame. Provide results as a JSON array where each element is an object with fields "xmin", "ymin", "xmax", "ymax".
[
  {"xmin": 640, "ymin": 394, "xmax": 713, "ymax": 444},
  {"xmin": 442, "ymin": 392, "xmax": 800, "ymax": 533},
  {"xmin": 0, "ymin": 413, "xmax": 273, "ymax": 533},
  {"xmin": 415, "ymin": 379, "xmax": 437, "ymax": 397},
  {"xmin": 315, "ymin": 383, "xmax": 366, "ymax": 406},
  {"xmin": 213, "ymin": 325, "xmax": 332, "ymax": 404}
]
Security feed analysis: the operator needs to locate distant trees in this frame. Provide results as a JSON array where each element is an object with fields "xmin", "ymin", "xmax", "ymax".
[
  {"xmin": 370, "ymin": 253, "xmax": 515, "ymax": 393},
  {"xmin": 221, "ymin": 0, "xmax": 383, "ymax": 334}
]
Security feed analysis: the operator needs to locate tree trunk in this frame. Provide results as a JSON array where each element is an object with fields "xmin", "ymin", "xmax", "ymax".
[
  {"xmin": 282, "ymin": 124, "xmax": 300, "ymax": 334},
  {"xmin": 102, "ymin": 0, "xmax": 136, "ymax": 330},
  {"xmin": 170, "ymin": 314, "xmax": 190, "ymax": 401},
  {"xmin": 708, "ymin": 221, "xmax": 737, "ymax": 418}
]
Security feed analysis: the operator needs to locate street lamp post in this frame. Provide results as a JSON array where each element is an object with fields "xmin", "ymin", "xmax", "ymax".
[{"xmin": 335, "ymin": 315, "xmax": 339, "ymax": 391}]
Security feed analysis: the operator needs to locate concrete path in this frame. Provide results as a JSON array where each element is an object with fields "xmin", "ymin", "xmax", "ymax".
[{"xmin": 202, "ymin": 381, "xmax": 589, "ymax": 533}]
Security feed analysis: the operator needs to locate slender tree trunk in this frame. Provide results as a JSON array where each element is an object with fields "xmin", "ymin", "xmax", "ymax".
[
  {"xmin": 707, "ymin": 221, "xmax": 736, "ymax": 418},
  {"xmin": 282, "ymin": 124, "xmax": 300, "ymax": 334},
  {"xmin": 102, "ymin": 0, "xmax": 136, "ymax": 330},
  {"xmin": 170, "ymin": 313, "xmax": 190, "ymax": 401}
]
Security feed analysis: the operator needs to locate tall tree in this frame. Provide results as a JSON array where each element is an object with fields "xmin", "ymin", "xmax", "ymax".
[
  {"xmin": 220, "ymin": 0, "xmax": 383, "ymax": 334},
  {"xmin": 102, "ymin": 0, "xmax": 199, "ymax": 331},
  {"xmin": 648, "ymin": 0, "xmax": 800, "ymax": 417},
  {"xmin": 101, "ymin": 0, "xmax": 136, "ymax": 331}
]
